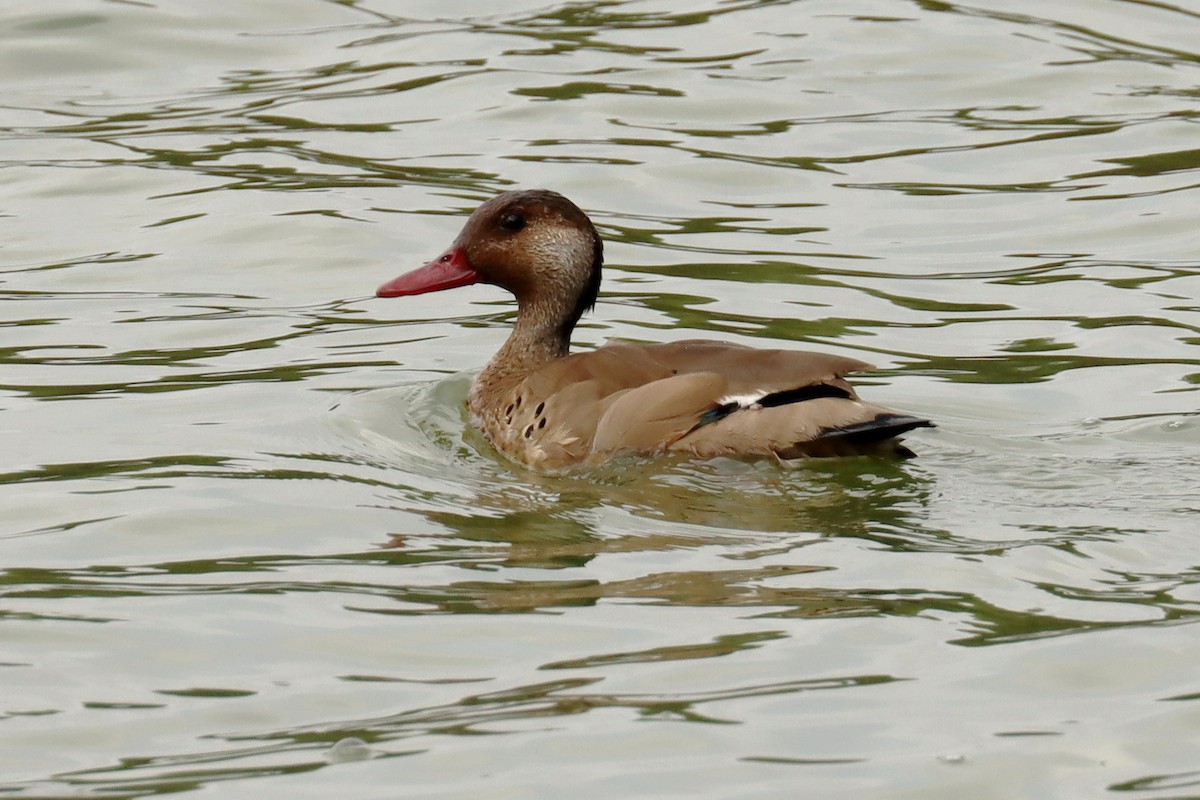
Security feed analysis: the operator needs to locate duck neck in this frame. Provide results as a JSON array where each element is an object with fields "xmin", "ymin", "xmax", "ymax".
[{"xmin": 470, "ymin": 296, "xmax": 574, "ymax": 408}]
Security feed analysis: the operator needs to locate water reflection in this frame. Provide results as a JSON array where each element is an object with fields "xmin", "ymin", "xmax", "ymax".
[{"xmin": 9, "ymin": 671, "xmax": 897, "ymax": 798}]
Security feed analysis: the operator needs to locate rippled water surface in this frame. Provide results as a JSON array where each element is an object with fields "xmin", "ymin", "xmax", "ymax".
[{"xmin": 3, "ymin": 0, "xmax": 1199, "ymax": 797}]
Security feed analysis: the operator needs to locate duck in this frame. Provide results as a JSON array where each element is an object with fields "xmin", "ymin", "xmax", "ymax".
[{"xmin": 376, "ymin": 189, "xmax": 932, "ymax": 470}]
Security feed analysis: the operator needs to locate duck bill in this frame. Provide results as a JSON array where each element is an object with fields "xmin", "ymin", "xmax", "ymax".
[{"xmin": 376, "ymin": 246, "xmax": 480, "ymax": 297}]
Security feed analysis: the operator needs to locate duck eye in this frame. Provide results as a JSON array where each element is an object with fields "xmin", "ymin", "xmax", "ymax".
[{"xmin": 499, "ymin": 213, "xmax": 525, "ymax": 232}]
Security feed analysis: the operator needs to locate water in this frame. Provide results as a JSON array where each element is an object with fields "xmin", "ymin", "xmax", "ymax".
[{"xmin": 3, "ymin": 0, "xmax": 1199, "ymax": 797}]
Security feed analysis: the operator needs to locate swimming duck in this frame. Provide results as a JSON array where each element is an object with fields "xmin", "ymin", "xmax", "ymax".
[{"xmin": 376, "ymin": 189, "xmax": 931, "ymax": 470}]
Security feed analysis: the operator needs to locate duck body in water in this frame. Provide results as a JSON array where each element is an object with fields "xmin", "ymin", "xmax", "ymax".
[{"xmin": 376, "ymin": 189, "xmax": 932, "ymax": 470}]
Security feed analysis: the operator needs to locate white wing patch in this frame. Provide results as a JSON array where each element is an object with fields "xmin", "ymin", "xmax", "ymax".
[{"xmin": 716, "ymin": 391, "xmax": 770, "ymax": 409}]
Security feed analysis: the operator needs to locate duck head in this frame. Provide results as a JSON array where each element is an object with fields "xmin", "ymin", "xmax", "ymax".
[{"xmin": 377, "ymin": 189, "xmax": 603, "ymax": 339}]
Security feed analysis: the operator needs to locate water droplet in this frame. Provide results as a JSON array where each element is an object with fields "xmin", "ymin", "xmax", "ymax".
[{"xmin": 327, "ymin": 737, "xmax": 371, "ymax": 763}]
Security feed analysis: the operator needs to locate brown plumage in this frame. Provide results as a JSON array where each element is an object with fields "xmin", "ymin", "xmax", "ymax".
[{"xmin": 376, "ymin": 189, "xmax": 932, "ymax": 470}]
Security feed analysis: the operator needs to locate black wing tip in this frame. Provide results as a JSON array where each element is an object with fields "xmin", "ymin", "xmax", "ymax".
[
  {"xmin": 817, "ymin": 414, "xmax": 935, "ymax": 444},
  {"xmin": 775, "ymin": 413, "xmax": 933, "ymax": 459}
]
